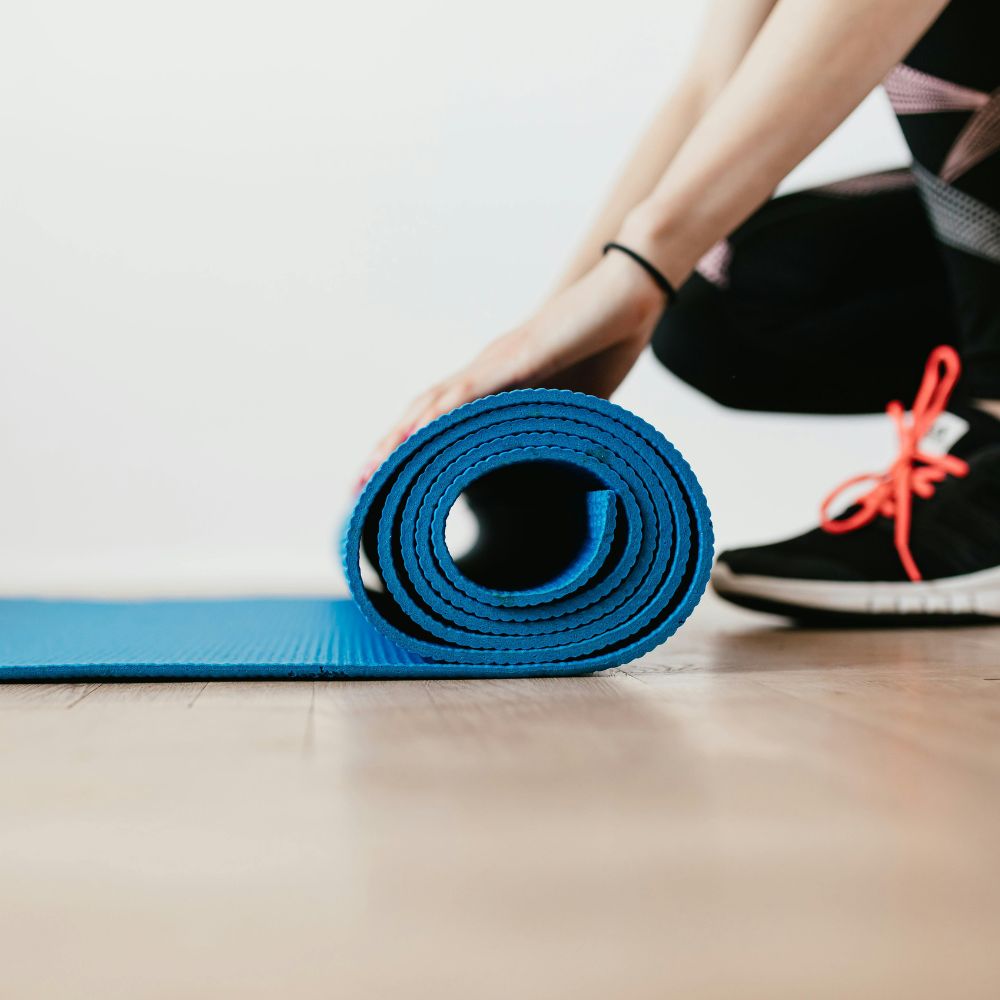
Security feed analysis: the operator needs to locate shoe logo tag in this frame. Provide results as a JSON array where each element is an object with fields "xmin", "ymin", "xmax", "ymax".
[{"xmin": 919, "ymin": 411, "xmax": 969, "ymax": 456}]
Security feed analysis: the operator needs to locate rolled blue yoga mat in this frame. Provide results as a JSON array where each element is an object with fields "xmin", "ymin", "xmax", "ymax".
[{"xmin": 0, "ymin": 390, "xmax": 713, "ymax": 680}]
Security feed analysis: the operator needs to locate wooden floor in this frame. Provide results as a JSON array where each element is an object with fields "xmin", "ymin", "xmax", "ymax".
[{"xmin": 2, "ymin": 595, "xmax": 999, "ymax": 999}]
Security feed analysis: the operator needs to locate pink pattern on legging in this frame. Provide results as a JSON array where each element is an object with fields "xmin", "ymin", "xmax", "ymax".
[
  {"xmin": 817, "ymin": 169, "xmax": 915, "ymax": 197},
  {"xmin": 941, "ymin": 90, "xmax": 1000, "ymax": 183},
  {"xmin": 883, "ymin": 64, "xmax": 1000, "ymax": 186},
  {"xmin": 882, "ymin": 63, "xmax": 1000, "ymax": 264},
  {"xmin": 883, "ymin": 64, "xmax": 988, "ymax": 115},
  {"xmin": 696, "ymin": 239, "xmax": 733, "ymax": 288}
]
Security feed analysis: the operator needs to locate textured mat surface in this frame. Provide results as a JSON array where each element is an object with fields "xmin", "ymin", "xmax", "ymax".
[{"xmin": 0, "ymin": 390, "xmax": 713, "ymax": 679}]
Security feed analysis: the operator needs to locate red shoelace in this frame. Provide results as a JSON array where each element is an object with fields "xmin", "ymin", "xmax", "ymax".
[{"xmin": 819, "ymin": 345, "xmax": 970, "ymax": 583}]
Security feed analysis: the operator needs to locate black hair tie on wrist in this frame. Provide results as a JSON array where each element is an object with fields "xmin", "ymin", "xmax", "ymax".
[{"xmin": 602, "ymin": 242, "xmax": 677, "ymax": 305}]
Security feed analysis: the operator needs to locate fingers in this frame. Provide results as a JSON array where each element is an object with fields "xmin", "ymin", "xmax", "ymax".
[
  {"xmin": 356, "ymin": 393, "xmax": 433, "ymax": 491},
  {"xmin": 356, "ymin": 329, "xmax": 537, "ymax": 491},
  {"xmin": 356, "ymin": 372, "xmax": 485, "ymax": 491}
]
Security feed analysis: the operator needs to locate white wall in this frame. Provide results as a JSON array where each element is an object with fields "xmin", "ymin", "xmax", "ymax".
[{"xmin": 0, "ymin": 0, "xmax": 910, "ymax": 596}]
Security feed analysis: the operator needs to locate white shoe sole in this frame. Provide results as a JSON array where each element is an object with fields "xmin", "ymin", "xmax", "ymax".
[{"xmin": 711, "ymin": 561, "xmax": 1000, "ymax": 621}]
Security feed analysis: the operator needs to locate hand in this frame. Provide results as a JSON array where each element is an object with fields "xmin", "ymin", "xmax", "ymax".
[{"xmin": 358, "ymin": 251, "xmax": 666, "ymax": 486}]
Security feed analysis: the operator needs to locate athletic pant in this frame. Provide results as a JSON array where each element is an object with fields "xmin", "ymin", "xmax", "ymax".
[{"xmin": 652, "ymin": 0, "xmax": 1000, "ymax": 414}]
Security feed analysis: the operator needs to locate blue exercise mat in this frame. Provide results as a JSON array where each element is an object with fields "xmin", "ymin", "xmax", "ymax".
[{"xmin": 0, "ymin": 390, "xmax": 713, "ymax": 680}]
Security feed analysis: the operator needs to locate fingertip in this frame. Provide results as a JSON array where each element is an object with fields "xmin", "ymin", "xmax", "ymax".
[{"xmin": 355, "ymin": 458, "xmax": 379, "ymax": 493}]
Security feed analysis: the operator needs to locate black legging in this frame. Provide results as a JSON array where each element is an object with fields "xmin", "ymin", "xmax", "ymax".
[{"xmin": 652, "ymin": 0, "xmax": 1000, "ymax": 414}]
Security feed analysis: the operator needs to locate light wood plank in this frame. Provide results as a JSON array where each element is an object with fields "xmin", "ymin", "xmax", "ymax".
[{"xmin": 0, "ymin": 595, "xmax": 998, "ymax": 999}]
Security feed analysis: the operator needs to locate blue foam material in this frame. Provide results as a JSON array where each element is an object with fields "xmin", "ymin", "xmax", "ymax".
[{"xmin": 0, "ymin": 390, "xmax": 713, "ymax": 680}]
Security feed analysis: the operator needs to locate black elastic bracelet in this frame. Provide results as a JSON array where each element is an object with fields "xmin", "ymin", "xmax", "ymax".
[{"xmin": 602, "ymin": 242, "xmax": 677, "ymax": 305}]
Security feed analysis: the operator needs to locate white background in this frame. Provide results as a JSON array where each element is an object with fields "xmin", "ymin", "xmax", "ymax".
[{"xmin": 1, "ymin": 0, "xmax": 911, "ymax": 596}]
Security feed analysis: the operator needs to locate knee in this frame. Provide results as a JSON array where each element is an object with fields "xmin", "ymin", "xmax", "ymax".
[{"xmin": 650, "ymin": 312, "xmax": 748, "ymax": 411}]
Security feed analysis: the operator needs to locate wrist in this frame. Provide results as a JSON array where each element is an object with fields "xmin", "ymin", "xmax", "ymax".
[
  {"xmin": 595, "ymin": 246, "xmax": 666, "ymax": 328},
  {"xmin": 615, "ymin": 198, "xmax": 713, "ymax": 291}
]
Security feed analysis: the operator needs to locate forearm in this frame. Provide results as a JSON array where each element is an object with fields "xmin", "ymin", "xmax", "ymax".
[
  {"xmin": 553, "ymin": 0, "xmax": 777, "ymax": 294},
  {"xmin": 551, "ymin": 78, "xmax": 714, "ymax": 293},
  {"xmin": 618, "ymin": 0, "xmax": 949, "ymax": 285}
]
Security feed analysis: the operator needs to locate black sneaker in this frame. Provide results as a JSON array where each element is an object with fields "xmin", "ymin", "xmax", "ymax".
[{"xmin": 712, "ymin": 349, "xmax": 1000, "ymax": 624}]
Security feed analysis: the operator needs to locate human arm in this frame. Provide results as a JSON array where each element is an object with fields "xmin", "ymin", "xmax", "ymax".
[
  {"xmin": 617, "ymin": 0, "xmax": 950, "ymax": 285},
  {"xmin": 551, "ymin": 0, "xmax": 777, "ymax": 293},
  {"xmin": 361, "ymin": 0, "xmax": 774, "ymax": 479},
  {"xmin": 363, "ymin": 0, "xmax": 948, "ymax": 479}
]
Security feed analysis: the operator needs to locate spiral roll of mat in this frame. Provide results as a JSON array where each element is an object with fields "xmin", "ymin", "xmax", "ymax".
[
  {"xmin": 343, "ymin": 389, "xmax": 713, "ymax": 675},
  {"xmin": 0, "ymin": 389, "xmax": 712, "ymax": 680}
]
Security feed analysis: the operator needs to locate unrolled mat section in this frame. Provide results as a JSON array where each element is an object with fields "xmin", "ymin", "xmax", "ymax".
[{"xmin": 0, "ymin": 390, "xmax": 713, "ymax": 679}]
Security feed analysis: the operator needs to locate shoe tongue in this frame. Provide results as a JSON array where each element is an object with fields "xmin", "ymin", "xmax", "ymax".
[{"xmin": 918, "ymin": 405, "xmax": 1000, "ymax": 460}]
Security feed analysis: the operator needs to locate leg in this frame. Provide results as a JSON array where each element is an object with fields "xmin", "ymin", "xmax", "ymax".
[
  {"xmin": 650, "ymin": 172, "xmax": 959, "ymax": 414},
  {"xmin": 887, "ymin": 1, "xmax": 1000, "ymax": 403},
  {"xmin": 680, "ymin": 4, "xmax": 1000, "ymax": 623},
  {"xmin": 658, "ymin": 181, "xmax": 1000, "ymax": 622}
]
